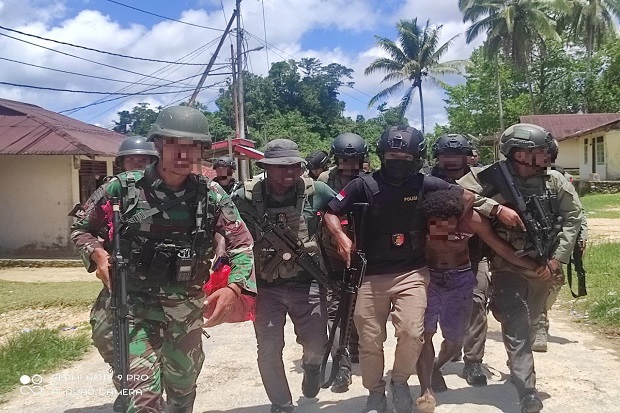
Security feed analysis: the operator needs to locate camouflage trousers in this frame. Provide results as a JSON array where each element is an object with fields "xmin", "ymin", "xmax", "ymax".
[{"xmin": 90, "ymin": 284, "xmax": 205, "ymax": 413}]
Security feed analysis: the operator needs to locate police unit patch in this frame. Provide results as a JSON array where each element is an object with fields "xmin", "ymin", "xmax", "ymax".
[
  {"xmin": 392, "ymin": 233, "xmax": 405, "ymax": 247},
  {"xmin": 336, "ymin": 190, "xmax": 346, "ymax": 201}
]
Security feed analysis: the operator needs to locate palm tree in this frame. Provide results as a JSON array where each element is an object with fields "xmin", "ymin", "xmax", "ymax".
[
  {"xmin": 458, "ymin": 0, "xmax": 566, "ymax": 114},
  {"xmin": 364, "ymin": 19, "xmax": 466, "ymax": 134},
  {"xmin": 563, "ymin": 1, "xmax": 620, "ymax": 66}
]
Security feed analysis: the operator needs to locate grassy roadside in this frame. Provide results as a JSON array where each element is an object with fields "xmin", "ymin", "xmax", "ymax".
[
  {"xmin": 580, "ymin": 193, "xmax": 620, "ymax": 219},
  {"xmin": 561, "ymin": 241, "xmax": 620, "ymax": 331},
  {"xmin": 0, "ymin": 280, "xmax": 101, "ymax": 313},
  {"xmin": 0, "ymin": 280, "xmax": 100, "ymax": 396},
  {"xmin": 0, "ymin": 328, "xmax": 90, "ymax": 395}
]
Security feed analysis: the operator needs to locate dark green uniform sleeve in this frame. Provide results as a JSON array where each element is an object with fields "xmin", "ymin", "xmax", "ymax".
[
  {"xmin": 70, "ymin": 178, "xmax": 123, "ymax": 272},
  {"xmin": 209, "ymin": 181, "xmax": 256, "ymax": 295}
]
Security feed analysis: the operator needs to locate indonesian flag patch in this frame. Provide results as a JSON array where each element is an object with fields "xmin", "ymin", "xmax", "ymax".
[{"xmin": 336, "ymin": 190, "xmax": 346, "ymax": 201}]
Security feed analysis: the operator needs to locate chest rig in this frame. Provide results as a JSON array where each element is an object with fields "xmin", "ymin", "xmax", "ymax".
[
  {"xmin": 493, "ymin": 173, "xmax": 561, "ymax": 261},
  {"xmin": 244, "ymin": 177, "xmax": 319, "ymax": 281},
  {"xmin": 117, "ymin": 171, "xmax": 214, "ymax": 284},
  {"xmin": 359, "ymin": 173, "xmax": 427, "ymax": 265}
]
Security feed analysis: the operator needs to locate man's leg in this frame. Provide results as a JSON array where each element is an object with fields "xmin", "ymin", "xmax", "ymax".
[
  {"xmin": 390, "ymin": 268, "xmax": 429, "ymax": 413},
  {"xmin": 415, "ymin": 332, "xmax": 438, "ymax": 413},
  {"xmin": 462, "ymin": 259, "xmax": 490, "ymax": 385},
  {"xmin": 254, "ymin": 286, "xmax": 293, "ymax": 410},
  {"xmin": 161, "ymin": 289, "xmax": 205, "ymax": 412},
  {"xmin": 432, "ymin": 269, "xmax": 476, "ymax": 394},
  {"xmin": 90, "ymin": 287, "xmax": 115, "ymax": 366},
  {"xmin": 289, "ymin": 282, "xmax": 328, "ymax": 398},
  {"xmin": 354, "ymin": 273, "xmax": 393, "ymax": 412},
  {"xmin": 531, "ymin": 282, "xmax": 562, "ymax": 352},
  {"xmin": 490, "ymin": 271, "xmax": 542, "ymax": 412}
]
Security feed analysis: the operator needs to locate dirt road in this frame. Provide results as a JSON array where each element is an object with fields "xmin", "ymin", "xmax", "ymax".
[{"xmin": 2, "ymin": 304, "xmax": 619, "ymax": 413}]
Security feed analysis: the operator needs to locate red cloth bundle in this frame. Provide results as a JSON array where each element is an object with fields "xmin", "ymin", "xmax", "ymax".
[{"xmin": 203, "ymin": 258, "xmax": 255, "ymax": 323}]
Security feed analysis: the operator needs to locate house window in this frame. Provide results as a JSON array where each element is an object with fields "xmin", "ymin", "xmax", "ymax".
[
  {"xmin": 596, "ymin": 136, "xmax": 605, "ymax": 165},
  {"xmin": 583, "ymin": 139, "xmax": 588, "ymax": 164},
  {"xmin": 79, "ymin": 160, "xmax": 108, "ymax": 203}
]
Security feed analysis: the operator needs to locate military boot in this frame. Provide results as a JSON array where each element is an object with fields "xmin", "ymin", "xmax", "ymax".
[
  {"xmin": 165, "ymin": 403, "xmax": 194, "ymax": 413},
  {"xmin": 461, "ymin": 361, "xmax": 488, "ymax": 386},
  {"xmin": 271, "ymin": 403, "xmax": 295, "ymax": 413},
  {"xmin": 112, "ymin": 395, "xmax": 122, "ymax": 412},
  {"xmin": 520, "ymin": 392, "xmax": 543, "ymax": 413},
  {"xmin": 390, "ymin": 380, "xmax": 413, "ymax": 413},
  {"xmin": 532, "ymin": 323, "xmax": 548, "ymax": 352},
  {"xmin": 301, "ymin": 364, "xmax": 321, "ymax": 398},
  {"xmin": 363, "ymin": 391, "xmax": 387, "ymax": 413},
  {"xmin": 431, "ymin": 368, "xmax": 448, "ymax": 392},
  {"xmin": 331, "ymin": 366, "xmax": 352, "ymax": 393}
]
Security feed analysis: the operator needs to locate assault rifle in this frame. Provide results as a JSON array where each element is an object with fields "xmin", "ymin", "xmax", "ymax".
[
  {"xmin": 110, "ymin": 197, "xmax": 130, "ymax": 412},
  {"xmin": 478, "ymin": 161, "xmax": 563, "ymax": 272},
  {"xmin": 567, "ymin": 232, "xmax": 587, "ymax": 297},
  {"xmin": 233, "ymin": 197, "xmax": 338, "ymax": 292},
  {"xmin": 320, "ymin": 203, "xmax": 369, "ymax": 388}
]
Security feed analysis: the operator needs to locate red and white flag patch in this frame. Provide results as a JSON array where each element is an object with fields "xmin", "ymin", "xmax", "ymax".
[{"xmin": 336, "ymin": 190, "xmax": 346, "ymax": 201}]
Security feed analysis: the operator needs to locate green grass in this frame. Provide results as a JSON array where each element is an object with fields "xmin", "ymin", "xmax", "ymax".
[
  {"xmin": 580, "ymin": 193, "xmax": 620, "ymax": 219},
  {"xmin": 0, "ymin": 280, "xmax": 101, "ymax": 313},
  {"xmin": 0, "ymin": 328, "xmax": 90, "ymax": 395},
  {"xmin": 561, "ymin": 242, "xmax": 620, "ymax": 330}
]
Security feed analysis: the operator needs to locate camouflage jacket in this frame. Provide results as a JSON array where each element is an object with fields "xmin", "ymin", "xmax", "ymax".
[{"xmin": 71, "ymin": 164, "xmax": 256, "ymax": 294}]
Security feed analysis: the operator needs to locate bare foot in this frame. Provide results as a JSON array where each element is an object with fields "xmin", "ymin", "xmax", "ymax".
[{"xmin": 415, "ymin": 393, "xmax": 436, "ymax": 413}]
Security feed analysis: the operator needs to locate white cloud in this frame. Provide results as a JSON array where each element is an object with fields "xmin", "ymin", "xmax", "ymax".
[{"xmin": 0, "ymin": 0, "xmax": 475, "ymax": 132}]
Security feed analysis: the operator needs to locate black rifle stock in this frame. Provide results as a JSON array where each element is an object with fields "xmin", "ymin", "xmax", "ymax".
[
  {"xmin": 320, "ymin": 203, "xmax": 369, "ymax": 388},
  {"xmin": 234, "ymin": 197, "xmax": 338, "ymax": 292},
  {"xmin": 110, "ymin": 197, "xmax": 130, "ymax": 412}
]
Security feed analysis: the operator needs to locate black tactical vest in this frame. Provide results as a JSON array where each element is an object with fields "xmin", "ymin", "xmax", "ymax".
[{"xmin": 359, "ymin": 172, "xmax": 427, "ymax": 270}]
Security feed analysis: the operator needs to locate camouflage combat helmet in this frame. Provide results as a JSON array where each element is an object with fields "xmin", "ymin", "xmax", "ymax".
[
  {"xmin": 499, "ymin": 123, "xmax": 553, "ymax": 157},
  {"xmin": 114, "ymin": 136, "xmax": 159, "ymax": 166},
  {"xmin": 147, "ymin": 106, "xmax": 211, "ymax": 147},
  {"xmin": 431, "ymin": 134, "xmax": 471, "ymax": 158},
  {"xmin": 330, "ymin": 132, "xmax": 369, "ymax": 159},
  {"xmin": 213, "ymin": 155, "xmax": 236, "ymax": 170},
  {"xmin": 377, "ymin": 125, "xmax": 427, "ymax": 159}
]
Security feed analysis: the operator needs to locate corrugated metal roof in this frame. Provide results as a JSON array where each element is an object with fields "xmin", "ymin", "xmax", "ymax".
[
  {"xmin": 0, "ymin": 98, "xmax": 125, "ymax": 156},
  {"xmin": 520, "ymin": 113, "xmax": 620, "ymax": 141}
]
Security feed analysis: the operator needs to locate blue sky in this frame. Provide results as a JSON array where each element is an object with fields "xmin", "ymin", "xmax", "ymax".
[{"xmin": 0, "ymin": 0, "xmax": 483, "ymax": 131}]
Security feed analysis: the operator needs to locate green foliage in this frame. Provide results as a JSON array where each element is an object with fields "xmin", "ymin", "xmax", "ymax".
[
  {"xmin": 112, "ymin": 102, "xmax": 160, "ymax": 136},
  {"xmin": 0, "ymin": 328, "xmax": 90, "ymax": 395},
  {"xmin": 0, "ymin": 280, "xmax": 101, "ymax": 313}
]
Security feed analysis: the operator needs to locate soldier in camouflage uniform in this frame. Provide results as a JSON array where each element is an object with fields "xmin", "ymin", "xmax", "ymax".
[
  {"xmin": 232, "ymin": 139, "xmax": 336, "ymax": 413},
  {"xmin": 71, "ymin": 106, "xmax": 255, "ymax": 413},
  {"xmin": 457, "ymin": 123, "xmax": 582, "ymax": 413}
]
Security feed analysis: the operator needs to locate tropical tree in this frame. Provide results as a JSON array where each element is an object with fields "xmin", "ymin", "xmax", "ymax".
[
  {"xmin": 364, "ymin": 18, "xmax": 465, "ymax": 134},
  {"xmin": 459, "ymin": 0, "xmax": 567, "ymax": 114}
]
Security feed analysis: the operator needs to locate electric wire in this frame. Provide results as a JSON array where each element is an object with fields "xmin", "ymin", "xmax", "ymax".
[
  {"xmin": 260, "ymin": 0, "xmax": 270, "ymax": 69},
  {"xmin": 0, "ymin": 81, "xmax": 211, "ymax": 95},
  {"xmin": 0, "ymin": 25, "xmax": 217, "ymax": 66},
  {"xmin": 103, "ymin": 0, "xmax": 225, "ymax": 31}
]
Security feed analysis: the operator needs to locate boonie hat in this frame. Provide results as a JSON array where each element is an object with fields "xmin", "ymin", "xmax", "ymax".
[{"xmin": 256, "ymin": 139, "xmax": 306, "ymax": 168}]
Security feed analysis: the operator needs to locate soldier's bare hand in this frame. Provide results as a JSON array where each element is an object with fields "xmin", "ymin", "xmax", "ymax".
[
  {"xmin": 91, "ymin": 248, "xmax": 111, "ymax": 291},
  {"xmin": 496, "ymin": 205, "xmax": 526, "ymax": 231},
  {"xmin": 336, "ymin": 234, "xmax": 353, "ymax": 267},
  {"xmin": 533, "ymin": 265, "xmax": 552, "ymax": 281},
  {"xmin": 203, "ymin": 285, "xmax": 238, "ymax": 328}
]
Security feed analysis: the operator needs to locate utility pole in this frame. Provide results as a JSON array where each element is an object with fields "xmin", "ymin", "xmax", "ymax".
[
  {"xmin": 236, "ymin": 0, "xmax": 246, "ymax": 141},
  {"xmin": 188, "ymin": 10, "xmax": 237, "ymax": 106},
  {"xmin": 230, "ymin": 44, "xmax": 239, "ymax": 159}
]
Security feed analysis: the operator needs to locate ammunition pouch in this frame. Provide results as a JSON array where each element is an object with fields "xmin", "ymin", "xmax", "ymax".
[{"xmin": 129, "ymin": 241, "xmax": 200, "ymax": 283}]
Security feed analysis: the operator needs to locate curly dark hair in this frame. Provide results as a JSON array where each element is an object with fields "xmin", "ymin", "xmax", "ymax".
[{"xmin": 419, "ymin": 189, "xmax": 464, "ymax": 219}]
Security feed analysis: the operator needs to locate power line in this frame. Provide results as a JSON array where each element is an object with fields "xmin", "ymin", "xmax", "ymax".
[
  {"xmin": 0, "ymin": 81, "xmax": 215, "ymax": 96},
  {"xmin": 0, "ymin": 55, "xmax": 227, "ymax": 88},
  {"xmin": 0, "ymin": 25, "xmax": 219, "ymax": 66},
  {"xmin": 61, "ymin": 80, "xmax": 227, "ymax": 114},
  {"xmin": 0, "ymin": 32, "xmax": 199, "ymax": 83},
  {"xmin": 104, "ymin": 0, "xmax": 225, "ymax": 31}
]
